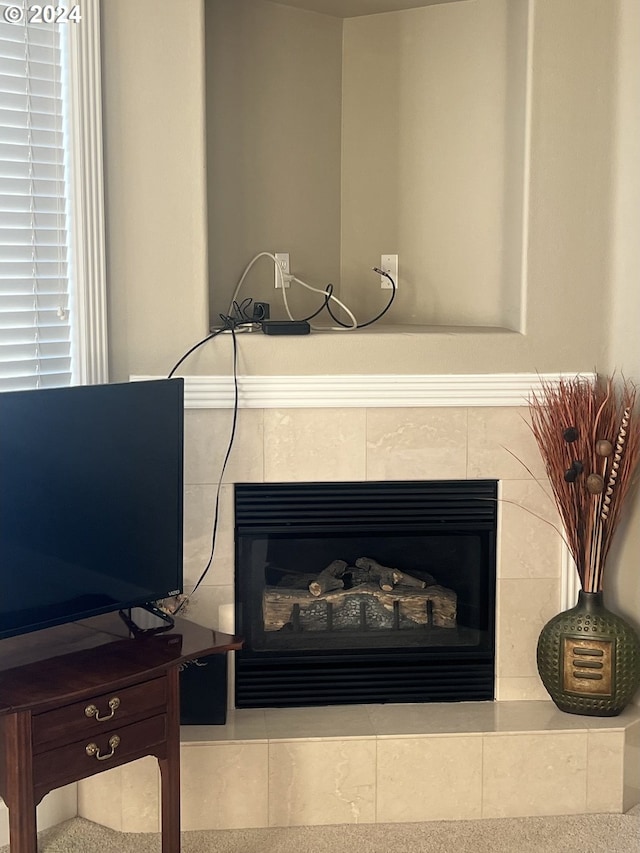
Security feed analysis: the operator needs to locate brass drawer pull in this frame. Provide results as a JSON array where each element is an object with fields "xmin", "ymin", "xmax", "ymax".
[
  {"xmin": 85, "ymin": 697, "xmax": 120, "ymax": 721},
  {"xmin": 85, "ymin": 734, "xmax": 120, "ymax": 761}
]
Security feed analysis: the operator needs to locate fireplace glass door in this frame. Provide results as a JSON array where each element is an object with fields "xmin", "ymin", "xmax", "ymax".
[{"xmin": 235, "ymin": 480, "xmax": 497, "ymax": 708}]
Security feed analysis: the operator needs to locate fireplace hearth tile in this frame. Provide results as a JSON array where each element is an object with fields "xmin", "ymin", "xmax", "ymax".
[
  {"xmin": 496, "ymin": 676, "xmax": 549, "ymax": 700},
  {"xmin": 268, "ymin": 739, "xmax": 376, "ymax": 827},
  {"xmin": 482, "ymin": 732, "xmax": 588, "ymax": 818},
  {"xmin": 181, "ymin": 741, "xmax": 269, "ymax": 830},
  {"xmin": 78, "ymin": 757, "xmax": 159, "ymax": 833},
  {"xmin": 586, "ymin": 730, "xmax": 625, "ymax": 813},
  {"xmin": 366, "ymin": 701, "xmax": 495, "ymax": 737},
  {"xmin": 264, "ymin": 705, "xmax": 376, "ymax": 741},
  {"xmin": 181, "ymin": 708, "xmax": 267, "ymax": 743},
  {"xmin": 377, "ymin": 735, "xmax": 483, "ymax": 822}
]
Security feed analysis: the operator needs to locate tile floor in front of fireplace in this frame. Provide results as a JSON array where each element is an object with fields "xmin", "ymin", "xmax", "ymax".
[{"xmin": 77, "ymin": 700, "xmax": 640, "ymax": 833}]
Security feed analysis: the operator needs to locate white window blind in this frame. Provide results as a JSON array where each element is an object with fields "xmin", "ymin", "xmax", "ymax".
[{"xmin": 0, "ymin": 1, "xmax": 107, "ymax": 391}]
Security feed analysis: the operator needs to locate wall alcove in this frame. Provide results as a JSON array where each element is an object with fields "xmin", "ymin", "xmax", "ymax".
[{"xmin": 204, "ymin": 0, "xmax": 530, "ymax": 331}]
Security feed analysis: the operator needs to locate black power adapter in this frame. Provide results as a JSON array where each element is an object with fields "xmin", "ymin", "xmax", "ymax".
[{"xmin": 261, "ymin": 320, "xmax": 310, "ymax": 336}]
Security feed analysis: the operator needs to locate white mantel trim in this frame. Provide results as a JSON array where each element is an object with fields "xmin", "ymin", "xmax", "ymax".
[{"xmin": 133, "ymin": 372, "xmax": 596, "ymax": 409}]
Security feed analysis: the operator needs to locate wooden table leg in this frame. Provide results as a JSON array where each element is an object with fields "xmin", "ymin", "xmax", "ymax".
[
  {"xmin": 159, "ymin": 667, "xmax": 181, "ymax": 853},
  {"xmin": 3, "ymin": 712, "xmax": 37, "ymax": 853}
]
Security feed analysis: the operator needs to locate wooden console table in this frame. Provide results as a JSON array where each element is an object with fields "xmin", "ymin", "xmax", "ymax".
[{"xmin": 0, "ymin": 613, "xmax": 242, "ymax": 853}]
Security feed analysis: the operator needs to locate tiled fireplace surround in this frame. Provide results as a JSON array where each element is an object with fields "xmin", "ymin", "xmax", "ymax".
[{"xmin": 74, "ymin": 374, "xmax": 639, "ymax": 833}]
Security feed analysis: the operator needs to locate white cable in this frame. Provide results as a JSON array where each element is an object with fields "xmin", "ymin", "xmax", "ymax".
[
  {"xmin": 227, "ymin": 251, "xmax": 280, "ymax": 316},
  {"xmin": 289, "ymin": 275, "xmax": 358, "ymax": 330},
  {"xmin": 227, "ymin": 250, "xmax": 359, "ymax": 329}
]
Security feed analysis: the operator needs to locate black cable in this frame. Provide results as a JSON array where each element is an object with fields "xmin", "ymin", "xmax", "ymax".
[
  {"xmin": 300, "ymin": 283, "xmax": 335, "ymax": 322},
  {"xmin": 325, "ymin": 268, "xmax": 396, "ymax": 329},
  {"xmin": 174, "ymin": 323, "xmax": 241, "ymax": 613},
  {"xmin": 167, "ymin": 328, "xmax": 225, "ymax": 379}
]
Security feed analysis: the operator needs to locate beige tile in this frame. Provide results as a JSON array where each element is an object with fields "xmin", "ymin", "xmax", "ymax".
[
  {"xmin": 180, "ymin": 741, "xmax": 268, "ymax": 830},
  {"xmin": 121, "ymin": 757, "xmax": 162, "ymax": 832},
  {"xmin": 498, "ymin": 480, "xmax": 562, "ymax": 579},
  {"xmin": 77, "ymin": 758, "xmax": 160, "ymax": 832},
  {"xmin": 467, "ymin": 408, "xmax": 546, "ymax": 480},
  {"xmin": 181, "ymin": 584, "xmax": 233, "ymax": 631},
  {"xmin": 587, "ymin": 730, "xmax": 625, "ymax": 812},
  {"xmin": 268, "ymin": 739, "xmax": 376, "ymax": 826},
  {"xmin": 495, "ymin": 676, "xmax": 552, "ymax": 701},
  {"xmin": 377, "ymin": 736, "xmax": 483, "ymax": 822},
  {"xmin": 482, "ymin": 732, "xmax": 588, "ymax": 817},
  {"xmin": 183, "ymin": 483, "xmax": 234, "ymax": 588},
  {"xmin": 496, "ymin": 578, "xmax": 560, "ymax": 678},
  {"xmin": 367, "ymin": 701, "xmax": 496, "ymax": 736},
  {"xmin": 265, "ymin": 705, "xmax": 375, "ymax": 740},
  {"xmin": 264, "ymin": 408, "xmax": 366, "ymax": 481},
  {"xmin": 181, "ymin": 708, "xmax": 267, "ymax": 743},
  {"xmin": 184, "ymin": 408, "xmax": 263, "ymax": 485},
  {"xmin": 366, "ymin": 408, "xmax": 467, "ymax": 481},
  {"xmin": 37, "ymin": 786, "xmax": 77, "ymax": 834},
  {"xmin": 491, "ymin": 700, "xmax": 592, "ymax": 733},
  {"xmin": 624, "ymin": 718, "xmax": 640, "ymax": 811},
  {"xmin": 77, "ymin": 766, "xmax": 123, "ymax": 831}
]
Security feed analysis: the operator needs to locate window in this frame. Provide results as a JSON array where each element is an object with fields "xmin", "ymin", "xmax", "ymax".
[{"xmin": 0, "ymin": 0, "xmax": 106, "ymax": 391}]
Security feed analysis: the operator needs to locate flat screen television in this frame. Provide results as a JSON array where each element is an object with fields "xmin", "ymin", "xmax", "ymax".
[{"xmin": 0, "ymin": 378, "xmax": 184, "ymax": 640}]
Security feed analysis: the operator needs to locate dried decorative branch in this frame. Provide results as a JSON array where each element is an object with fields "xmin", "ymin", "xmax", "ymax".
[{"xmin": 528, "ymin": 375, "xmax": 640, "ymax": 593}]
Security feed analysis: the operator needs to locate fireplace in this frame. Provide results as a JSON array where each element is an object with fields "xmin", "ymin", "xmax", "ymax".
[{"xmin": 234, "ymin": 480, "xmax": 497, "ymax": 708}]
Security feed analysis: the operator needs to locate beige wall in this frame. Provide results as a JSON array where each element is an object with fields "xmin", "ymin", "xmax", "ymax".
[
  {"xmin": 101, "ymin": 0, "xmax": 210, "ymax": 382},
  {"xmin": 341, "ymin": 0, "xmax": 523, "ymax": 328},
  {"xmin": 102, "ymin": 0, "xmax": 618, "ymax": 379},
  {"xmin": 605, "ymin": 0, "xmax": 640, "ymax": 691},
  {"xmin": 206, "ymin": 0, "xmax": 343, "ymax": 321}
]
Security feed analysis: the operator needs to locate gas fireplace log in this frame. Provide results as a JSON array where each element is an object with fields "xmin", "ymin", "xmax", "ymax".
[
  {"xmin": 308, "ymin": 560, "xmax": 348, "ymax": 597},
  {"xmin": 262, "ymin": 582, "xmax": 457, "ymax": 632},
  {"xmin": 355, "ymin": 557, "xmax": 427, "ymax": 591}
]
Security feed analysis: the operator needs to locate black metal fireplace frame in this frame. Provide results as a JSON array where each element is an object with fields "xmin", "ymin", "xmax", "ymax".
[{"xmin": 234, "ymin": 480, "xmax": 497, "ymax": 708}]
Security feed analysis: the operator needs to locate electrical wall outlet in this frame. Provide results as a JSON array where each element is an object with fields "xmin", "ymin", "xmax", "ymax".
[
  {"xmin": 380, "ymin": 254, "xmax": 398, "ymax": 289},
  {"xmin": 274, "ymin": 253, "xmax": 290, "ymax": 288}
]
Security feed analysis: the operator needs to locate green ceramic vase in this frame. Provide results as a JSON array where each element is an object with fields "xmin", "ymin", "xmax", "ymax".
[{"xmin": 537, "ymin": 590, "xmax": 640, "ymax": 716}]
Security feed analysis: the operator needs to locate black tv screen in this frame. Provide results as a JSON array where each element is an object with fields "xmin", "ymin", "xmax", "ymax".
[{"xmin": 0, "ymin": 378, "xmax": 184, "ymax": 640}]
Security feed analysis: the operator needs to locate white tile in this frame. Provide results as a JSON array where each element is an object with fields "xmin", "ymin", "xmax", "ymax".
[
  {"xmin": 377, "ymin": 736, "xmax": 483, "ymax": 822},
  {"xmin": 268, "ymin": 739, "xmax": 376, "ymax": 826}
]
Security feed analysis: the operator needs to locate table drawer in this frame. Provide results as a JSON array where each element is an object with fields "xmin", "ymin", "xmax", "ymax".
[
  {"xmin": 32, "ymin": 675, "xmax": 167, "ymax": 751},
  {"xmin": 34, "ymin": 714, "xmax": 168, "ymax": 792}
]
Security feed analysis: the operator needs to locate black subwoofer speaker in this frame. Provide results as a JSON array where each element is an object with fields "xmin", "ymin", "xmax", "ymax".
[{"xmin": 179, "ymin": 653, "xmax": 228, "ymax": 725}]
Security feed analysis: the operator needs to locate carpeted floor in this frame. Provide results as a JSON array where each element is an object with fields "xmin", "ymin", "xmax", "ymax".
[{"xmin": 5, "ymin": 806, "xmax": 639, "ymax": 853}]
